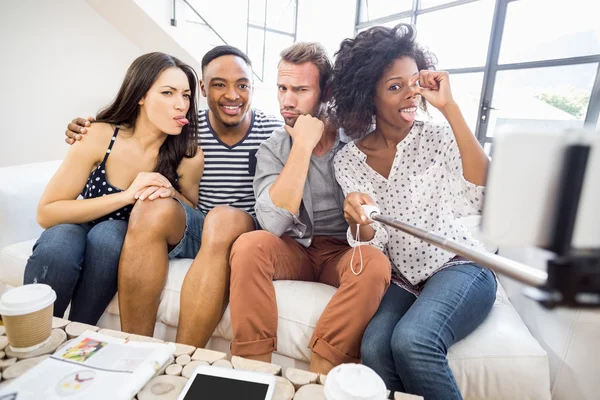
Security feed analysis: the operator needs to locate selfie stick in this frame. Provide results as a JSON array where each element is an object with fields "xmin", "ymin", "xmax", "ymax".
[
  {"xmin": 361, "ymin": 205, "xmax": 600, "ymax": 309},
  {"xmin": 361, "ymin": 205, "xmax": 547, "ymax": 288}
]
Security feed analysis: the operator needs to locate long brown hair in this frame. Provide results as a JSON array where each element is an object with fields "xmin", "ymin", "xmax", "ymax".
[{"xmin": 96, "ymin": 52, "xmax": 199, "ymax": 190}]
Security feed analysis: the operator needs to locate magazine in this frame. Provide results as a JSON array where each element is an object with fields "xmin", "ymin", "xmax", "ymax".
[{"xmin": 0, "ymin": 330, "xmax": 175, "ymax": 400}]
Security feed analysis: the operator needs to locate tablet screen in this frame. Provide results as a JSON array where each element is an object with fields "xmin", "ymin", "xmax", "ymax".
[{"xmin": 181, "ymin": 373, "xmax": 270, "ymax": 399}]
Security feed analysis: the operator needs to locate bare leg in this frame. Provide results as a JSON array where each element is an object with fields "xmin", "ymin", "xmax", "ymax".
[
  {"xmin": 177, "ymin": 206, "xmax": 255, "ymax": 347},
  {"xmin": 118, "ymin": 198, "xmax": 186, "ymax": 336}
]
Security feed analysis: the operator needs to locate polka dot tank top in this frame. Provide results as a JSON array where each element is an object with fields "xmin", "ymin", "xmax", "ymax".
[{"xmin": 81, "ymin": 126, "xmax": 131, "ymax": 224}]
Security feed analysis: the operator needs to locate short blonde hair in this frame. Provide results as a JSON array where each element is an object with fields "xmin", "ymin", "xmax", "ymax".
[{"xmin": 280, "ymin": 42, "xmax": 333, "ymax": 94}]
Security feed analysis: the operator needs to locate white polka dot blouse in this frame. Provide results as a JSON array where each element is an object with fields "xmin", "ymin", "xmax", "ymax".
[{"xmin": 334, "ymin": 119, "xmax": 487, "ymax": 287}]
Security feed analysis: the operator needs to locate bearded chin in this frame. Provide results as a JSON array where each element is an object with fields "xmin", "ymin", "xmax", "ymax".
[
  {"xmin": 285, "ymin": 117, "xmax": 297, "ymax": 127},
  {"xmin": 223, "ymin": 121, "xmax": 241, "ymax": 128}
]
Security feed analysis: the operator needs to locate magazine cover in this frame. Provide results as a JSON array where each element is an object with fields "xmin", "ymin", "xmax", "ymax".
[{"xmin": 0, "ymin": 330, "xmax": 175, "ymax": 399}]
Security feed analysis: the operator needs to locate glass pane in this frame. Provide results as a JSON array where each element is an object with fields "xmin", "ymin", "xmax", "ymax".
[
  {"xmin": 500, "ymin": 0, "xmax": 600, "ymax": 64},
  {"xmin": 427, "ymin": 72, "xmax": 484, "ymax": 133},
  {"xmin": 248, "ymin": 0, "xmax": 266, "ymax": 26},
  {"xmin": 420, "ymin": 0, "xmax": 456, "ymax": 9},
  {"xmin": 263, "ymin": 32, "xmax": 294, "ymax": 84},
  {"xmin": 246, "ymin": 27, "xmax": 265, "ymax": 80},
  {"xmin": 483, "ymin": 142, "xmax": 493, "ymax": 156},
  {"xmin": 358, "ymin": 0, "xmax": 413, "ymax": 22},
  {"xmin": 266, "ymin": 0, "xmax": 297, "ymax": 33},
  {"xmin": 184, "ymin": 23, "xmax": 227, "ymax": 63},
  {"xmin": 356, "ymin": 18, "xmax": 412, "ymax": 34},
  {"xmin": 487, "ymin": 64, "xmax": 597, "ymax": 138},
  {"xmin": 416, "ymin": 1, "xmax": 494, "ymax": 69}
]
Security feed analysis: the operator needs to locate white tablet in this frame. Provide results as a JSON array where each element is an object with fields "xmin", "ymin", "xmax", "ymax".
[{"xmin": 177, "ymin": 364, "xmax": 276, "ymax": 400}]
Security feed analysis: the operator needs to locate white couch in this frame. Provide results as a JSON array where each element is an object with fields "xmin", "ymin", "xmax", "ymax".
[{"xmin": 0, "ymin": 160, "xmax": 556, "ymax": 399}]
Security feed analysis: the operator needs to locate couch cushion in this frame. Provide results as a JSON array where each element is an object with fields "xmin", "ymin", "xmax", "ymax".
[
  {"xmin": 1, "ymin": 240, "xmax": 550, "ymax": 399},
  {"xmin": 448, "ymin": 283, "xmax": 550, "ymax": 399},
  {"xmin": 0, "ymin": 160, "xmax": 62, "ymax": 250},
  {"xmin": 154, "ymin": 258, "xmax": 337, "ymax": 362}
]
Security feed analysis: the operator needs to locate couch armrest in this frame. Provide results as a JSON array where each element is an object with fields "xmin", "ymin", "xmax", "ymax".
[{"xmin": 0, "ymin": 160, "xmax": 62, "ymax": 249}]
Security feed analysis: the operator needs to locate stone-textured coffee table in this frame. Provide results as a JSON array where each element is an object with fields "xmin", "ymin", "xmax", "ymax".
[{"xmin": 0, "ymin": 318, "xmax": 423, "ymax": 400}]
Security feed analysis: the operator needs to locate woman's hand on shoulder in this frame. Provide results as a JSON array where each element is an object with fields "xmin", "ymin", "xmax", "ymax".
[{"xmin": 344, "ymin": 192, "xmax": 377, "ymax": 226}]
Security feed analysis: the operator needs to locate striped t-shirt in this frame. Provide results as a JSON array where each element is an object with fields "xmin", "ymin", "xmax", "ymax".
[{"xmin": 197, "ymin": 109, "xmax": 283, "ymax": 216}]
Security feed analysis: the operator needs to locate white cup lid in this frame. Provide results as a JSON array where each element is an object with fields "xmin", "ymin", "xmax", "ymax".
[
  {"xmin": 0, "ymin": 284, "xmax": 56, "ymax": 316},
  {"xmin": 324, "ymin": 364, "xmax": 387, "ymax": 400}
]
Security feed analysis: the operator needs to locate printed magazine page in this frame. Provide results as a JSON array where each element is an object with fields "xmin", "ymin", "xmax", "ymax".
[{"xmin": 0, "ymin": 330, "xmax": 175, "ymax": 400}]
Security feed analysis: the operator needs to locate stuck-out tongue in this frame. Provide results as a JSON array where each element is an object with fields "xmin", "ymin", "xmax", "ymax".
[
  {"xmin": 399, "ymin": 109, "xmax": 416, "ymax": 123},
  {"xmin": 177, "ymin": 117, "xmax": 189, "ymax": 125}
]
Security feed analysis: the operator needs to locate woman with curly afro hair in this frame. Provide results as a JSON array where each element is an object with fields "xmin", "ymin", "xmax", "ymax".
[{"xmin": 330, "ymin": 24, "xmax": 496, "ymax": 399}]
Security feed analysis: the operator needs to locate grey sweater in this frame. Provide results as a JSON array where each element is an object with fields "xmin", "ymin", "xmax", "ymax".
[{"xmin": 253, "ymin": 127, "xmax": 349, "ymax": 247}]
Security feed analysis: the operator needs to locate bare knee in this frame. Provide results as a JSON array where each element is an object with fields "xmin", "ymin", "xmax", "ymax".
[
  {"xmin": 128, "ymin": 198, "xmax": 183, "ymax": 236},
  {"xmin": 202, "ymin": 206, "xmax": 255, "ymax": 247}
]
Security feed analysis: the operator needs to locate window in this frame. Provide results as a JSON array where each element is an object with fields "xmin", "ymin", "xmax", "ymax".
[
  {"xmin": 264, "ymin": 0, "xmax": 296, "ymax": 33},
  {"xmin": 355, "ymin": 0, "xmax": 600, "ymax": 144},
  {"xmin": 420, "ymin": 0, "xmax": 465, "ymax": 9},
  {"xmin": 263, "ymin": 32, "xmax": 295, "ymax": 83},
  {"xmin": 179, "ymin": 0, "xmax": 297, "ymax": 85},
  {"xmin": 246, "ymin": 0, "xmax": 297, "ymax": 83},
  {"xmin": 499, "ymin": 0, "xmax": 600, "ymax": 64},
  {"xmin": 356, "ymin": 18, "xmax": 412, "ymax": 34},
  {"xmin": 246, "ymin": 27, "xmax": 266, "ymax": 79},
  {"xmin": 248, "ymin": 0, "xmax": 267, "ymax": 26},
  {"xmin": 428, "ymin": 72, "xmax": 484, "ymax": 133},
  {"xmin": 488, "ymin": 64, "xmax": 597, "ymax": 137},
  {"xmin": 416, "ymin": 1, "xmax": 494, "ymax": 69},
  {"xmin": 357, "ymin": 0, "xmax": 413, "ymax": 23}
]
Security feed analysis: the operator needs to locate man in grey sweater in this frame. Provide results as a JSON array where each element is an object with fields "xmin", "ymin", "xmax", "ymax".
[{"xmin": 228, "ymin": 42, "xmax": 391, "ymax": 374}]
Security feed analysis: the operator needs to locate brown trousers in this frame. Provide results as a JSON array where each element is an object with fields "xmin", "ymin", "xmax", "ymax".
[{"xmin": 229, "ymin": 231, "xmax": 391, "ymax": 365}]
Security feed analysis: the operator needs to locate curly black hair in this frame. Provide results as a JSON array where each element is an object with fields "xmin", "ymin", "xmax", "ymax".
[{"xmin": 330, "ymin": 23, "xmax": 437, "ymax": 138}]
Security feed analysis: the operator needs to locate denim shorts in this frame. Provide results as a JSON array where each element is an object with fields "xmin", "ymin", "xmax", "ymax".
[{"xmin": 168, "ymin": 198, "xmax": 205, "ymax": 260}]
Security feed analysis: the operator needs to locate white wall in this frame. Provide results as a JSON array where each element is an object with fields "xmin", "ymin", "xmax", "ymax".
[
  {"xmin": 0, "ymin": 0, "xmax": 143, "ymax": 167},
  {"xmin": 0, "ymin": 0, "xmax": 357, "ymax": 167}
]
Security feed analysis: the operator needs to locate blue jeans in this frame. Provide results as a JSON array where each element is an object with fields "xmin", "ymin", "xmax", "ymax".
[
  {"xmin": 23, "ymin": 221, "xmax": 127, "ymax": 325},
  {"xmin": 167, "ymin": 198, "xmax": 205, "ymax": 260},
  {"xmin": 361, "ymin": 263, "xmax": 497, "ymax": 400}
]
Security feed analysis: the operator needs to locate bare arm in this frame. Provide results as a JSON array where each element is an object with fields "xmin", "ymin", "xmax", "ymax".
[
  {"xmin": 39, "ymin": 124, "xmax": 173, "ymax": 228},
  {"xmin": 175, "ymin": 148, "xmax": 204, "ymax": 208},
  {"xmin": 417, "ymin": 70, "xmax": 489, "ymax": 186},
  {"xmin": 268, "ymin": 142, "xmax": 313, "ymax": 214},
  {"xmin": 441, "ymin": 102, "xmax": 489, "ymax": 186},
  {"xmin": 39, "ymin": 128, "xmax": 128, "ymax": 228}
]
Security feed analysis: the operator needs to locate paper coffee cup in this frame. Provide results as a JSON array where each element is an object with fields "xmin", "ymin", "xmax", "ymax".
[
  {"xmin": 324, "ymin": 363, "xmax": 387, "ymax": 400},
  {"xmin": 0, "ymin": 284, "xmax": 56, "ymax": 352}
]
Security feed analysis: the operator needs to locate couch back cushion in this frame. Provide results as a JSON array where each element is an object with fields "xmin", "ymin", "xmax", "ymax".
[{"xmin": 0, "ymin": 160, "xmax": 61, "ymax": 249}]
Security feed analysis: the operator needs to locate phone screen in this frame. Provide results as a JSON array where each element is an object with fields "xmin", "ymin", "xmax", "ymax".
[{"xmin": 181, "ymin": 373, "xmax": 270, "ymax": 399}]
